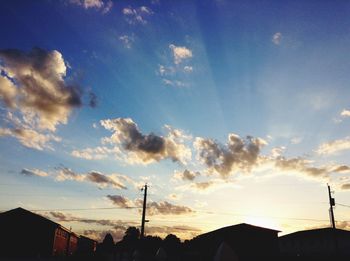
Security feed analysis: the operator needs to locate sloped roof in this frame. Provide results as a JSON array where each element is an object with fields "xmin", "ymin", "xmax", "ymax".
[
  {"xmin": 201, "ymin": 223, "xmax": 279, "ymax": 236},
  {"xmin": 194, "ymin": 223, "xmax": 280, "ymax": 241},
  {"xmin": 279, "ymin": 227, "xmax": 350, "ymax": 240},
  {"xmin": 0, "ymin": 207, "xmax": 69, "ymax": 232}
]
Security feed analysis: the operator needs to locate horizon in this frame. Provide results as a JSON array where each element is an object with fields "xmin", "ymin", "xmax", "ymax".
[{"xmin": 1, "ymin": 0, "xmax": 350, "ymax": 242}]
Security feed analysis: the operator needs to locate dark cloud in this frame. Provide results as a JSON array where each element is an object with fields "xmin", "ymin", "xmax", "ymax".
[
  {"xmin": 20, "ymin": 168, "xmax": 48, "ymax": 177},
  {"xmin": 194, "ymin": 134, "xmax": 267, "ymax": 177},
  {"xmin": 174, "ymin": 169, "xmax": 199, "ymax": 181},
  {"xmin": 275, "ymin": 157, "xmax": 328, "ymax": 178},
  {"xmin": 333, "ymin": 165, "xmax": 350, "ymax": 173},
  {"xmin": 147, "ymin": 201, "xmax": 194, "ymax": 216},
  {"xmin": 193, "ymin": 181, "xmax": 214, "ymax": 190},
  {"xmin": 55, "ymin": 166, "xmax": 127, "ymax": 189},
  {"xmin": 100, "ymin": 118, "xmax": 191, "ymax": 164},
  {"xmin": 89, "ymin": 92, "xmax": 97, "ymax": 107},
  {"xmin": 86, "ymin": 172, "xmax": 127, "ymax": 189},
  {"xmin": 341, "ymin": 184, "xmax": 350, "ymax": 190},
  {"xmin": 106, "ymin": 195, "xmax": 133, "ymax": 208}
]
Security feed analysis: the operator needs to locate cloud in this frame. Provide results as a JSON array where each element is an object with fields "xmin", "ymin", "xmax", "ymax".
[
  {"xmin": 0, "ymin": 48, "xmax": 94, "ymax": 150},
  {"xmin": 55, "ymin": 166, "xmax": 127, "ymax": 189},
  {"xmin": 20, "ymin": 168, "xmax": 49, "ymax": 177},
  {"xmin": 173, "ymin": 169, "xmax": 199, "ymax": 181},
  {"xmin": 272, "ymin": 32, "xmax": 282, "ymax": 45},
  {"xmin": 332, "ymin": 165, "xmax": 350, "ymax": 173},
  {"xmin": 176, "ymin": 179, "xmax": 237, "ymax": 194},
  {"xmin": 82, "ymin": 224, "xmax": 200, "ymax": 242},
  {"xmin": 0, "ymin": 127, "xmax": 61, "ymax": 150},
  {"xmin": 158, "ymin": 65, "xmax": 175, "ymax": 76},
  {"xmin": 162, "ymin": 79, "xmax": 188, "ymax": 88},
  {"xmin": 341, "ymin": 184, "xmax": 350, "ymax": 190},
  {"xmin": 106, "ymin": 195, "xmax": 134, "ymax": 208},
  {"xmin": 275, "ymin": 157, "xmax": 329, "ymax": 178},
  {"xmin": 316, "ymin": 137, "xmax": 350, "ymax": 155},
  {"xmin": 192, "ymin": 181, "xmax": 214, "ymax": 190},
  {"xmin": 340, "ymin": 109, "xmax": 350, "ymax": 117},
  {"xmin": 119, "ymin": 34, "xmax": 135, "ymax": 49},
  {"xmin": 169, "ymin": 44, "xmax": 193, "ymax": 64},
  {"xmin": 145, "ymin": 225, "xmax": 201, "ymax": 239},
  {"xmin": 86, "ymin": 172, "xmax": 127, "ymax": 189},
  {"xmin": 69, "ymin": 0, "xmax": 113, "ymax": 13},
  {"xmin": 183, "ymin": 66, "xmax": 193, "ymax": 73},
  {"xmin": 0, "ymin": 75, "xmax": 17, "ymax": 108},
  {"xmin": 146, "ymin": 201, "xmax": 194, "ymax": 216},
  {"xmin": 106, "ymin": 195, "xmax": 194, "ymax": 216},
  {"xmin": 122, "ymin": 6, "xmax": 153, "ymax": 25},
  {"xmin": 194, "ymin": 134, "xmax": 267, "ymax": 177},
  {"xmin": 0, "ymin": 48, "xmax": 84, "ymax": 131},
  {"xmin": 71, "ymin": 146, "xmax": 121, "ymax": 160},
  {"xmin": 100, "ymin": 118, "xmax": 191, "ymax": 164},
  {"xmin": 89, "ymin": 92, "xmax": 97, "ymax": 107}
]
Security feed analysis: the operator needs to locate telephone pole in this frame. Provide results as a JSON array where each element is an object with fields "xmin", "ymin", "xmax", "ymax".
[
  {"xmin": 327, "ymin": 184, "xmax": 336, "ymax": 229},
  {"xmin": 140, "ymin": 184, "xmax": 148, "ymax": 238}
]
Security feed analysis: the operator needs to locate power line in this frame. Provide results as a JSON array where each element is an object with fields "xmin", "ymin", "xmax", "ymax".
[{"xmin": 336, "ymin": 203, "xmax": 350, "ymax": 208}]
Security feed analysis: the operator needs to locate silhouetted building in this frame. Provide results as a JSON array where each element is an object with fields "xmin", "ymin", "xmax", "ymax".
[
  {"xmin": 188, "ymin": 223, "xmax": 279, "ymax": 261},
  {"xmin": 0, "ymin": 207, "xmax": 78, "ymax": 257},
  {"xmin": 279, "ymin": 227, "xmax": 350, "ymax": 260},
  {"xmin": 78, "ymin": 235, "xmax": 97, "ymax": 254}
]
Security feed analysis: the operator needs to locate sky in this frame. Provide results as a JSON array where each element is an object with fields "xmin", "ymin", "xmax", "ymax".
[{"xmin": 1, "ymin": 0, "xmax": 350, "ymax": 242}]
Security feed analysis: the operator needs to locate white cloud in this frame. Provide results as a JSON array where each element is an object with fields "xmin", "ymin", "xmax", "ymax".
[
  {"xmin": 316, "ymin": 137, "xmax": 350, "ymax": 155},
  {"xmin": 162, "ymin": 79, "xmax": 188, "ymax": 88},
  {"xmin": 183, "ymin": 66, "xmax": 193, "ymax": 73},
  {"xmin": 0, "ymin": 127, "xmax": 60, "ymax": 150},
  {"xmin": 272, "ymin": 32, "xmax": 282, "ymax": 45},
  {"xmin": 71, "ymin": 146, "xmax": 121, "ymax": 160},
  {"xmin": 69, "ymin": 0, "xmax": 113, "ymax": 13},
  {"xmin": 341, "ymin": 109, "xmax": 350, "ymax": 117},
  {"xmin": 119, "ymin": 34, "xmax": 134, "ymax": 49},
  {"xmin": 122, "ymin": 6, "xmax": 153, "ymax": 25},
  {"xmin": 169, "ymin": 44, "xmax": 193, "ymax": 64}
]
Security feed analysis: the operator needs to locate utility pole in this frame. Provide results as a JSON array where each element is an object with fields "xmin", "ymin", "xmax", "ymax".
[
  {"xmin": 327, "ymin": 184, "xmax": 336, "ymax": 229},
  {"xmin": 140, "ymin": 184, "xmax": 148, "ymax": 238}
]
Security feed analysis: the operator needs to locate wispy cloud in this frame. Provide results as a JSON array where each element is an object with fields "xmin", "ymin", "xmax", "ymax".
[
  {"xmin": 56, "ymin": 167, "xmax": 128, "ymax": 189},
  {"xmin": 272, "ymin": 32, "xmax": 282, "ymax": 45},
  {"xmin": 316, "ymin": 137, "xmax": 350, "ymax": 155},
  {"xmin": 122, "ymin": 6, "xmax": 153, "ymax": 25},
  {"xmin": 106, "ymin": 194, "xmax": 194, "ymax": 216},
  {"xmin": 106, "ymin": 195, "xmax": 134, "ymax": 208},
  {"xmin": 71, "ymin": 146, "xmax": 121, "ymax": 160},
  {"xmin": 173, "ymin": 169, "xmax": 199, "ymax": 181},
  {"xmin": 20, "ymin": 168, "xmax": 49, "ymax": 177},
  {"xmin": 119, "ymin": 34, "xmax": 135, "ymax": 49},
  {"xmin": 68, "ymin": 0, "xmax": 113, "ymax": 13}
]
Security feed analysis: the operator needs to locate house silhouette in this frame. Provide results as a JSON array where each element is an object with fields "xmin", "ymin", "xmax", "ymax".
[{"xmin": 0, "ymin": 207, "xmax": 78, "ymax": 257}]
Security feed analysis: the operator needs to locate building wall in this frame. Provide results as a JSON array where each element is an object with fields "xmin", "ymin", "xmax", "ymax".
[{"xmin": 53, "ymin": 227, "xmax": 70, "ymax": 256}]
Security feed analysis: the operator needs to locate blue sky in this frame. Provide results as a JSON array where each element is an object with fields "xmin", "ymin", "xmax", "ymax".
[{"xmin": 1, "ymin": 0, "xmax": 350, "ymax": 241}]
